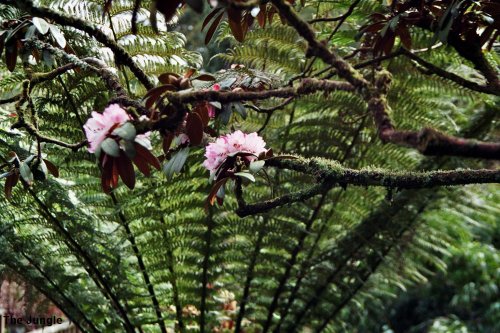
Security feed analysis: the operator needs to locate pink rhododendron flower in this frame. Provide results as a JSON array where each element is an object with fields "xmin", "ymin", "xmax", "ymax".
[
  {"xmin": 83, "ymin": 104, "xmax": 151, "ymax": 153},
  {"xmin": 207, "ymin": 84, "xmax": 221, "ymax": 118},
  {"xmin": 203, "ymin": 130, "xmax": 267, "ymax": 173}
]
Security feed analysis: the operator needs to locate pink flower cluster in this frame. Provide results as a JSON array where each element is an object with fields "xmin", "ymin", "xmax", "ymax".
[
  {"xmin": 83, "ymin": 104, "xmax": 150, "ymax": 153},
  {"xmin": 203, "ymin": 130, "xmax": 267, "ymax": 173}
]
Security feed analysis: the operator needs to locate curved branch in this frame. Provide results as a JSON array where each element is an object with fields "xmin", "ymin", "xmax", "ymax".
[
  {"xmin": 309, "ymin": 0, "xmax": 361, "ymax": 25},
  {"xmin": 401, "ymin": 48, "xmax": 500, "ymax": 96},
  {"xmin": 11, "ymin": 114, "xmax": 88, "ymax": 151},
  {"xmin": 10, "ymin": 0, "xmax": 154, "ymax": 89},
  {"xmin": 369, "ymin": 70, "xmax": 500, "ymax": 159},
  {"xmin": 0, "ymin": 95, "xmax": 21, "ymax": 105}
]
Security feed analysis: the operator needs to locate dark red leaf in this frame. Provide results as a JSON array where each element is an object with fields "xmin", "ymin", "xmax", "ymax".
[
  {"xmin": 205, "ymin": 177, "xmax": 228, "ymax": 210},
  {"xmin": 243, "ymin": 12, "xmax": 254, "ymax": 36},
  {"xmin": 0, "ymin": 33, "xmax": 5, "ymax": 59},
  {"xmin": 363, "ymin": 21, "xmax": 386, "ymax": 33},
  {"xmin": 5, "ymin": 40, "xmax": 18, "ymax": 72},
  {"xmin": 186, "ymin": 112, "xmax": 204, "ymax": 145},
  {"xmin": 117, "ymin": 152, "xmax": 136, "ymax": 189},
  {"xmin": 257, "ymin": 4, "xmax": 267, "ymax": 28},
  {"xmin": 111, "ymin": 157, "xmax": 119, "ymax": 189},
  {"xmin": 101, "ymin": 155, "xmax": 113, "ymax": 194},
  {"xmin": 382, "ymin": 32, "xmax": 396, "ymax": 55},
  {"xmin": 398, "ymin": 24, "xmax": 412, "ymax": 49},
  {"xmin": 162, "ymin": 133, "xmax": 175, "ymax": 155},
  {"xmin": 205, "ymin": 11, "xmax": 224, "ymax": 44},
  {"xmin": 144, "ymin": 84, "xmax": 177, "ymax": 109},
  {"xmin": 268, "ymin": 6, "xmax": 276, "ymax": 25},
  {"xmin": 135, "ymin": 143, "xmax": 161, "ymax": 170},
  {"xmin": 202, "ymin": 7, "xmax": 224, "ymax": 30},
  {"xmin": 132, "ymin": 154, "xmax": 151, "ymax": 177},
  {"xmin": 43, "ymin": 159, "xmax": 59, "ymax": 177},
  {"xmin": 186, "ymin": 0, "xmax": 203, "ymax": 13},
  {"xmin": 31, "ymin": 49, "xmax": 41, "ymax": 62},
  {"xmin": 204, "ymin": 126, "xmax": 217, "ymax": 137},
  {"xmin": 193, "ymin": 103, "xmax": 210, "ymax": 127},
  {"xmin": 193, "ymin": 74, "xmax": 216, "ymax": 81},
  {"xmin": 156, "ymin": 0, "xmax": 183, "ymax": 22},
  {"xmin": 184, "ymin": 68, "xmax": 196, "ymax": 78},
  {"xmin": 227, "ymin": 8, "xmax": 245, "ymax": 42},
  {"xmin": 4, "ymin": 172, "xmax": 19, "ymax": 200},
  {"xmin": 158, "ymin": 73, "xmax": 180, "ymax": 84},
  {"xmin": 104, "ymin": 0, "xmax": 113, "ymax": 14},
  {"xmin": 370, "ymin": 13, "xmax": 387, "ymax": 20}
]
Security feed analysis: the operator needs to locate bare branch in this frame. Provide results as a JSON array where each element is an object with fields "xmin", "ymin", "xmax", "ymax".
[
  {"xmin": 401, "ymin": 48, "xmax": 500, "ymax": 96},
  {"xmin": 0, "ymin": 95, "xmax": 21, "ymax": 105},
  {"xmin": 270, "ymin": 0, "xmax": 370, "ymax": 90},
  {"xmin": 309, "ymin": 0, "xmax": 361, "ymax": 24},
  {"xmin": 11, "ymin": 120, "xmax": 87, "ymax": 151}
]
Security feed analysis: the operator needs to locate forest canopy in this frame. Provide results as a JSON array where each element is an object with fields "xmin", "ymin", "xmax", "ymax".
[{"xmin": 0, "ymin": 0, "xmax": 498, "ymax": 332}]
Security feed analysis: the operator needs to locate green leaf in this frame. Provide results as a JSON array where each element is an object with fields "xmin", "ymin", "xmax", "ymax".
[
  {"xmin": 113, "ymin": 122, "xmax": 137, "ymax": 141},
  {"xmin": 209, "ymin": 101, "xmax": 222, "ymax": 109},
  {"xmin": 38, "ymin": 159, "xmax": 48, "ymax": 175},
  {"xmin": 219, "ymin": 104, "xmax": 232, "ymax": 125},
  {"xmin": 42, "ymin": 49, "xmax": 55, "ymax": 68},
  {"xmin": 218, "ymin": 77, "xmax": 237, "ymax": 89},
  {"xmin": 24, "ymin": 25, "xmax": 37, "ymax": 40},
  {"xmin": 235, "ymin": 172, "xmax": 255, "ymax": 182},
  {"xmin": 32, "ymin": 17, "xmax": 50, "ymax": 35},
  {"xmin": 121, "ymin": 140, "xmax": 137, "ymax": 159},
  {"xmin": 20, "ymin": 161, "xmax": 33, "ymax": 184},
  {"xmin": 233, "ymin": 102, "xmax": 247, "ymax": 119},
  {"xmin": 163, "ymin": 147, "xmax": 190, "ymax": 180},
  {"xmin": 101, "ymin": 138, "xmax": 120, "ymax": 157},
  {"xmin": 49, "ymin": 24, "xmax": 66, "ymax": 48},
  {"xmin": 249, "ymin": 160, "xmax": 265, "ymax": 173}
]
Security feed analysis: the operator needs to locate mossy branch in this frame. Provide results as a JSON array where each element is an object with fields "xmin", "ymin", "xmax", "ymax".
[{"xmin": 235, "ymin": 157, "xmax": 499, "ymax": 217}]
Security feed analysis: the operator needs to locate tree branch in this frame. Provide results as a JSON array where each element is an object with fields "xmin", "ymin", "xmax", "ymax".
[
  {"xmin": 369, "ymin": 70, "xmax": 500, "ymax": 159},
  {"xmin": 11, "ymin": 119, "xmax": 87, "ymax": 151},
  {"xmin": 401, "ymin": 48, "xmax": 500, "ymax": 96},
  {"xmin": 8, "ymin": 0, "xmax": 154, "ymax": 89},
  {"xmin": 0, "ymin": 95, "xmax": 21, "ymax": 105},
  {"xmin": 270, "ymin": 0, "xmax": 370, "ymax": 90},
  {"xmin": 165, "ymin": 78, "xmax": 354, "ymax": 104},
  {"xmin": 308, "ymin": 0, "xmax": 361, "ymax": 24},
  {"xmin": 235, "ymin": 157, "xmax": 499, "ymax": 217}
]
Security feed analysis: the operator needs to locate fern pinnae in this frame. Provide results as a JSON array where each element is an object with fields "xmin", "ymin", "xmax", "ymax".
[
  {"xmin": 199, "ymin": 206, "xmax": 215, "ymax": 333},
  {"xmin": 17, "ymin": 251, "xmax": 99, "ymax": 333},
  {"xmin": 110, "ymin": 192, "xmax": 168, "ymax": 333},
  {"xmin": 28, "ymin": 186, "xmax": 136, "ymax": 333},
  {"xmin": 261, "ymin": 192, "xmax": 328, "ymax": 333},
  {"xmin": 234, "ymin": 217, "xmax": 268, "ymax": 333}
]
